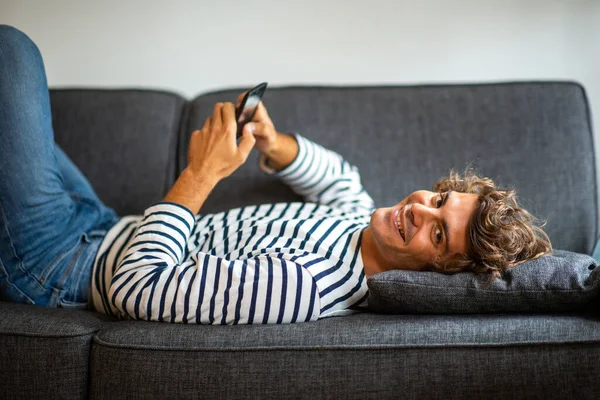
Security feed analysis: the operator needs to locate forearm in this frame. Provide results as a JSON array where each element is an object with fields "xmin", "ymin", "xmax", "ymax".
[
  {"xmin": 262, "ymin": 133, "xmax": 376, "ymax": 213},
  {"xmin": 163, "ymin": 168, "xmax": 219, "ymax": 215},
  {"xmin": 264, "ymin": 132, "xmax": 299, "ymax": 172},
  {"xmin": 108, "ymin": 202, "xmax": 196, "ymax": 320}
]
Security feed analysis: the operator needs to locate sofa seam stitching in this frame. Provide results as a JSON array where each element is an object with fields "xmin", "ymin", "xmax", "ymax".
[{"xmin": 90, "ymin": 337, "xmax": 600, "ymax": 352}]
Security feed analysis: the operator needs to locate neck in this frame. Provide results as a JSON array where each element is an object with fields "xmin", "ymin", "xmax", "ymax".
[{"xmin": 360, "ymin": 226, "xmax": 388, "ymax": 279}]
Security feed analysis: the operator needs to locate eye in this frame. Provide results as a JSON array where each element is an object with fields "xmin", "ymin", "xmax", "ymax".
[
  {"xmin": 436, "ymin": 193, "xmax": 444, "ymax": 208},
  {"xmin": 434, "ymin": 225, "xmax": 443, "ymax": 244}
]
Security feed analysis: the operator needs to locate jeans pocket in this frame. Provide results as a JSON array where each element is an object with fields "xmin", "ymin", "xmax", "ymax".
[
  {"xmin": 37, "ymin": 233, "xmax": 85, "ymax": 287},
  {"xmin": 57, "ymin": 231, "xmax": 103, "ymax": 307},
  {"xmin": 58, "ymin": 298, "xmax": 90, "ymax": 309}
]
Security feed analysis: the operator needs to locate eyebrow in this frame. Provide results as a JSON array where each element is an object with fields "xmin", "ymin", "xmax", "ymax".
[{"xmin": 442, "ymin": 190, "xmax": 453, "ymax": 254}]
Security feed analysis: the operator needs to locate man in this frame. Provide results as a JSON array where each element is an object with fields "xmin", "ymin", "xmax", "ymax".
[{"xmin": 0, "ymin": 25, "xmax": 551, "ymax": 324}]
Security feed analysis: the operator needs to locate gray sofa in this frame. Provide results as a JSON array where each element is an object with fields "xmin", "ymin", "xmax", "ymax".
[{"xmin": 1, "ymin": 82, "xmax": 598, "ymax": 399}]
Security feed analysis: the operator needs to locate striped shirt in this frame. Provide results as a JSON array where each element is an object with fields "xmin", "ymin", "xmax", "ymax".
[{"xmin": 90, "ymin": 133, "xmax": 376, "ymax": 324}]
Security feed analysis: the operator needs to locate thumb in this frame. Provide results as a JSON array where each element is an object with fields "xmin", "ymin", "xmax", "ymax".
[
  {"xmin": 237, "ymin": 129, "xmax": 256, "ymax": 160},
  {"xmin": 243, "ymin": 122, "xmax": 256, "ymax": 135},
  {"xmin": 244, "ymin": 121, "xmax": 269, "ymax": 137}
]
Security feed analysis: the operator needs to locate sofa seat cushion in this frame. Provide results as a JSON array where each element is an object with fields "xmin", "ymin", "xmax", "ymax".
[
  {"xmin": 90, "ymin": 311, "xmax": 600, "ymax": 399},
  {"xmin": 92, "ymin": 311, "xmax": 600, "ymax": 349},
  {"xmin": 0, "ymin": 302, "xmax": 112, "ymax": 400}
]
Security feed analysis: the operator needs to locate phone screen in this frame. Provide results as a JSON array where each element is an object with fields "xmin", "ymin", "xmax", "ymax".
[
  {"xmin": 236, "ymin": 82, "xmax": 268, "ymax": 138},
  {"xmin": 237, "ymin": 94, "xmax": 261, "ymax": 126}
]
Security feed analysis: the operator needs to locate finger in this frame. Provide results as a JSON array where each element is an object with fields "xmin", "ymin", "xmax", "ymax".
[
  {"xmin": 253, "ymin": 101, "xmax": 270, "ymax": 121},
  {"xmin": 212, "ymin": 102, "xmax": 223, "ymax": 129},
  {"xmin": 242, "ymin": 123, "xmax": 256, "ymax": 136},
  {"xmin": 202, "ymin": 116, "xmax": 212, "ymax": 131},
  {"xmin": 221, "ymin": 102, "xmax": 236, "ymax": 135},
  {"xmin": 237, "ymin": 129, "xmax": 256, "ymax": 162}
]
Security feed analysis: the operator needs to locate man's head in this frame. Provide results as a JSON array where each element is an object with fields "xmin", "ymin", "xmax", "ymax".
[{"xmin": 366, "ymin": 169, "xmax": 552, "ymax": 281}]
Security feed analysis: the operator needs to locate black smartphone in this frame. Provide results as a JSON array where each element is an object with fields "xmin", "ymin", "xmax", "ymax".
[{"xmin": 235, "ymin": 82, "xmax": 268, "ymax": 138}]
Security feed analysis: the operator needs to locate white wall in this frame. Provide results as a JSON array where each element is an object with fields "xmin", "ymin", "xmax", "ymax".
[{"xmin": 2, "ymin": 0, "xmax": 599, "ymax": 138}]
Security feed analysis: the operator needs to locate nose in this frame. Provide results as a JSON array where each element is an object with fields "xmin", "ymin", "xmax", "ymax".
[{"xmin": 409, "ymin": 202, "xmax": 438, "ymax": 228}]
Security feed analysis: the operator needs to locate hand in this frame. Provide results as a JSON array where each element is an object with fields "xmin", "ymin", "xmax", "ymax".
[
  {"xmin": 237, "ymin": 91, "xmax": 279, "ymax": 155},
  {"xmin": 187, "ymin": 102, "xmax": 255, "ymax": 181}
]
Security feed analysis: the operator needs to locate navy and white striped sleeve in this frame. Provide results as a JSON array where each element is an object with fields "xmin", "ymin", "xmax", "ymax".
[
  {"xmin": 107, "ymin": 202, "xmax": 320, "ymax": 324},
  {"xmin": 258, "ymin": 133, "xmax": 375, "ymax": 214}
]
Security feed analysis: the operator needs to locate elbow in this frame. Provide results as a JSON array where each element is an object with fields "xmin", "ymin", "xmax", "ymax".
[
  {"xmin": 108, "ymin": 260, "xmax": 169, "ymax": 320},
  {"xmin": 107, "ymin": 275, "xmax": 129, "ymax": 318}
]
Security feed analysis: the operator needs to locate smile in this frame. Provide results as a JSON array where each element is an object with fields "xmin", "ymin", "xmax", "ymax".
[{"xmin": 393, "ymin": 207, "xmax": 406, "ymax": 242}]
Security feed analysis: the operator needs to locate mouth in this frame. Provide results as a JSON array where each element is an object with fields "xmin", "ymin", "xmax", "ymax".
[{"xmin": 393, "ymin": 206, "xmax": 406, "ymax": 242}]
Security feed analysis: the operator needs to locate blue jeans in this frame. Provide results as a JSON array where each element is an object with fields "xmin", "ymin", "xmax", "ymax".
[
  {"xmin": 593, "ymin": 239, "xmax": 600, "ymax": 265},
  {"xmin": 0, "ymin": 25, "xmax": 119, "ymax": 308}
]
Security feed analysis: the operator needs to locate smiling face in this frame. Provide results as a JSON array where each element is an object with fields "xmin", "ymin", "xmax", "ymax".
[{"xmin": 366, "ymin": 190, "xmax": 479, "ymax": 272}]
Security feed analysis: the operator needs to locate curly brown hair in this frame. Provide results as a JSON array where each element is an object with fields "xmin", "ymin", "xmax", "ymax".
[{"xmin": 429, "ymin": 168, "xmax": 552, "ymax": 284}]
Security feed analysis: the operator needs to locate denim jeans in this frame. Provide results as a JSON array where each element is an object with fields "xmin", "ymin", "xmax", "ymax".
[
  {"xmin": 0, "ymin": 25, "xmax": 120, "ymax": 308},
  {"xmin": 593, "ymin": 238, "xmax": 600, "ymax": 266}
]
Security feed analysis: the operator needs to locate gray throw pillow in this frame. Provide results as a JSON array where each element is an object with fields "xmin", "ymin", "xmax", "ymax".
[{"xmin": 366, "ymin": 250, "xmax": 600, "ymax": 314}]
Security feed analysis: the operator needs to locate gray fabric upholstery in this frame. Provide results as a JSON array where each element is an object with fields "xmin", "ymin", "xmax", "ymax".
[
  {"xmin": 50, "ymin": 89, "xmax": 186, "ymax": 216},
  {"xmin": 181, "ymin": 83, "xmax": 597, "ymax": 254},
  {"xmin": 90, "ymin": 312, "xmax": 600, "ymax": 399},
  {"xmin": 368, "ymin": 250, "xmax": 600, "ymax": 314},
  {"xmin": 0, "ymin": 301, "xmax": 110, "ymax": 400}
]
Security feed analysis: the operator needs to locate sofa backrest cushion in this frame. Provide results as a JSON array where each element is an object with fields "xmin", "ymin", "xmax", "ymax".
[
  {"xmin": 183, "ymin": 83, "xmax": 596, "ymax": 254},
  {"xmin": 50, "ymin": 83, "xmax": 596, "ymax": 253},
  {"xmin": 50, "ymin": 89, "xmax": 185, "ymax": 216}
]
